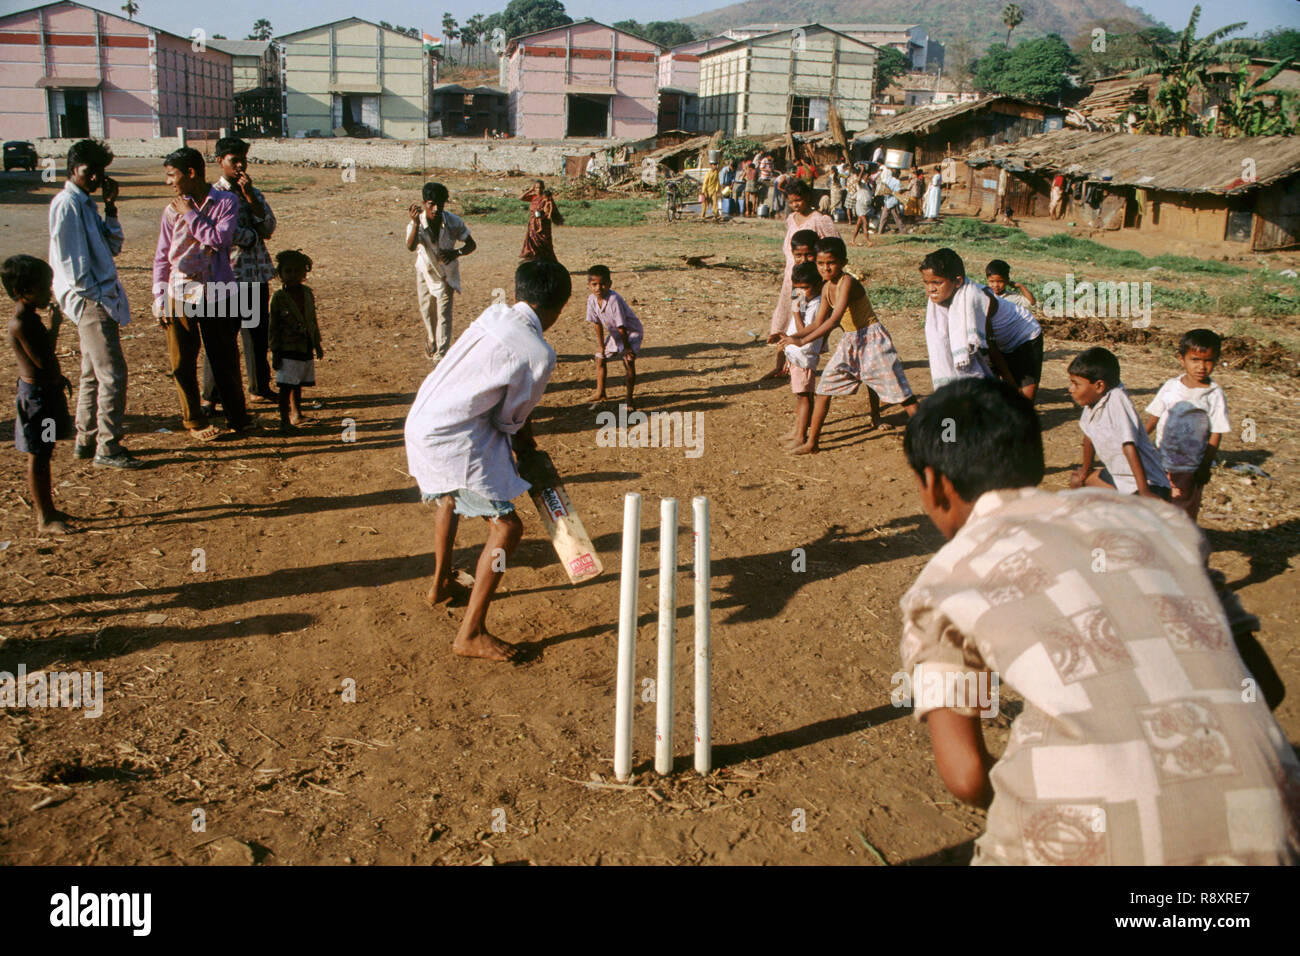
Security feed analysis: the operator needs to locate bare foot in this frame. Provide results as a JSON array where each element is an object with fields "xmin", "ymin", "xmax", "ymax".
[
  {"xmin": 37, "ymin": 517, "xmax": 71, "ymax": 535},
  {"xmin": 453, "ymin": 628, "xmax": 519, "ymax": 662},
  {"xmin": 426, "ymin": 569, "xmax": 474, "ymax": 607},
  {"xmin": 790, "ymin": 442, "xmax": 819, "ymax": 455},
  {"xmin": 875, "ymin": 421, "xmax": 895, "ymax": 433},
  {"xmin": 289, "ymin": 414, "xmax": 313, "ymax": 426}
]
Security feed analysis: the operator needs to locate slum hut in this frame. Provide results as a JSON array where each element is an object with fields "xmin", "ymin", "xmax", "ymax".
[
  {"xmin": 697, "ymin": 24, "xmax": 877, "ymax": 137},
  {"xmin": 852, "ymin": 96, "xmax": 1064, "ymax": 167},
  {"xmin": 506, "ymin": 20, "xmax": 660, "ymax": 140},
  {"xmin": 965, "ymin": 129, "xmax": 1300, "ymax": 251},
  {"xmin": 431, "ymin": 84, "xmax": 508, "ymax": 136}
]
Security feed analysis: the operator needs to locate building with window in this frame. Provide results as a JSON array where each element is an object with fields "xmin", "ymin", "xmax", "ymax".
[
  {"xmin": 657, "ymin": 35, "xmax": 731, "ymax": 132},
  {"xmin": 506, "ymin": 20, "xmax": 660, "ymax": 140},
  {"xmin": 0, "ymin": 0, "xmax": 232, "ymax": 140},
  {"xmin": 277, "ymin": 18, "xmax": 434, "ymax": 139},
  {"xmin": 725, "ymin": 23, "xmax": 930, "ymax": 70},
  {"xmin": 697, "ymin": 25, "xmax": 877, "ymax": 137},
  {"xmin": 431, "ymin": 83, "xmax": 508, "ymax": 136}
]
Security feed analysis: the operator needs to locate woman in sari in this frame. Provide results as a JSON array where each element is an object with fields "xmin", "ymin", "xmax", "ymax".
[{"xmin": 520, "ymin": 180, "xmax": 563, "ymax": 260}]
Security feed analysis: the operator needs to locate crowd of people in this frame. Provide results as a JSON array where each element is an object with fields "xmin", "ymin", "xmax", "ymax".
[{"xmin": 6, "ymin": 139, "xmax": 1298, "ymax": 865}]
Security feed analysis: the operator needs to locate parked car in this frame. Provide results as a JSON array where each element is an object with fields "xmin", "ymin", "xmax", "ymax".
[{"xmin": 3, "ymin": 141, "xmax": 38, "ymax": 172}]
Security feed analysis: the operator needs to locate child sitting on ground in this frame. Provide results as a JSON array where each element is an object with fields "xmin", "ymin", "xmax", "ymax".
[
  {"xmin": 5, "ymin": 255, "xmax": 75, "ymax": 534},
  {"xmin": 781, "ymin": 261, "xmax": 826, "ymax": 449},
  {"xmin": 919, "ymin": 249, "xmax": 994, "ymax": 389},
  {"xmin": 585, "ymin": 265, "xmax": 643, "ymax": 411},
  {"xmin": 404, "ymin": 259, "xmax": 573, "ymax": 663},
  {"xmin": 1067, "ymin": 346, "xmax": 1170, "ymax": 500},
  {"xmin": 899, "ymin": 377, "xmax": 1300, "ymax": 864},
  {"xmin": 979, "ymin": 275, "xmax": 1043, "ymax": 404},
  {"xmin": 984, "ymin": 259, "xmax": 1036, "ymax": 310},
  {"xmin": 268, "ymin": 249, "xmax": 324, "ymax": 432},
  {"xmin": 1142, "ymin": 328, "xmax": 1230, "ymax": 522},
  {"xmin": 782, "ymin": 236, "xmax": 917, "ymax": 455}
]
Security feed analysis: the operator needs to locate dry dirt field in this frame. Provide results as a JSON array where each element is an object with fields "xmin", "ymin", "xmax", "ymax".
[{"xmin": 1, "ymin": 159, "xmax": 1298, "ymax": 866}]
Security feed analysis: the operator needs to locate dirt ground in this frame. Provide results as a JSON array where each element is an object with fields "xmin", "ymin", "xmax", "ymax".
[{"xmin": 1, "ymin": 159, "xmax": 1298, "ymax": 866}]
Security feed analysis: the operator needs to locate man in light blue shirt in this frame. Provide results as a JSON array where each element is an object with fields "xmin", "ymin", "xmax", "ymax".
[
  {"xmin": 48, "ymin": 139, "xmax": 141, "ymax": 469},
  {"xmin": 878, "ymin": 167, "xmax": 907, "ymax": 235}
]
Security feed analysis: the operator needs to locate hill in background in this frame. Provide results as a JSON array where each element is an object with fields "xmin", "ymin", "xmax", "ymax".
[{"xmin": 684, "ymin": 0, "xmax": 1160, "ymax": 50}]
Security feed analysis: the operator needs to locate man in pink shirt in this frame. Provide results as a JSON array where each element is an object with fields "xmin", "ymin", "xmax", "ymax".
[{"xmin": 151, "ymin": 147, "xmax": 249, "ymax": 440}]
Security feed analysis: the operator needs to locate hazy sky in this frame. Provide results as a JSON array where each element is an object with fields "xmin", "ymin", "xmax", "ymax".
[{"xmin": 1, "ymin": 0, "xmax": 1294, "ymax": 40}]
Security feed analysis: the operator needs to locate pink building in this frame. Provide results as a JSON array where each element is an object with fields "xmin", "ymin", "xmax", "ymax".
[
  {"xmin": 507, "ymin": 20, "xmax": 659, "ymax": 140},
  {"xmin": 0, "ymin": 1, "xmax": 232, "ymax": 140},
  {"xmin": 657, "ymin": 36, "xmax": 731, "ymax": 93}
]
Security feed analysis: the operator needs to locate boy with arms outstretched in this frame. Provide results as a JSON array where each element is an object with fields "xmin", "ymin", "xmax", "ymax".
[
  {"xmin": 404, "ymin": 259, "xmax": 572, "ymax": 662},
  {"xmin": 5, "ymin": 255, "xmax": 75, "ymax": 533},
  {"xmin": 900, "ymin": 378, "xmax": 1300, "ymax": 864},
  {"xmin": 782, "ymin": 236, "xmax": 916, "ymax": 454}
]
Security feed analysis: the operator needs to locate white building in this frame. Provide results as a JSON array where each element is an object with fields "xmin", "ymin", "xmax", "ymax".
[
  {"xmin": 698, "ymin": 25, "xmax": 876, "ymax": 136},
  {"xmin": 726, "ymin": 23, "xmax": 931, "ymax": 71}
]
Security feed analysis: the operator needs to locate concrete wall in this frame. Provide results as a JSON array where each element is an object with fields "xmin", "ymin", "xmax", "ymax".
[
  {"xmin": 155, "ymin": 32, "xmax": 233, "ymax": 136},
  {"xmin": 34, "ymin": 135, "xmax": 599, "ymax": 175},
  {"xmin": 281, "ymin": 20, "xmax": 429, "ymax": 139},
  {"xmin": 508, "ymin": 22, "xmax": 659, "ymax": 140}
]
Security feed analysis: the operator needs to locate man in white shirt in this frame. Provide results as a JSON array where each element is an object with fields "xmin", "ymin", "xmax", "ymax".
[
  {"xmin": 405, "ymin": 181, "xmax": 477, "ymax": 362},
  {"xmin": 405, "ymin": 259, "xmax": 572, "ymax": 662},
  {"xmin": 877, "ymin": 167, "xmax": 907, "ymax": 234},
  {"xmin": 48, "ymin": 139, "xmax": 142, "ymax": 469}
]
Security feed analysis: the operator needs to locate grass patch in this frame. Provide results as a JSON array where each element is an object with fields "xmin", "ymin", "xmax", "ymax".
[
  {"xmin": 902, "ymin": 217, "xmax": 1249, "ymax": 276},
  {"xmin": 256, "ymin": 174, "xmax": 316, "ymax": 193},
  {"xmin": 456, "ymin": 192, "xmax": 658, "ymax": 227}
]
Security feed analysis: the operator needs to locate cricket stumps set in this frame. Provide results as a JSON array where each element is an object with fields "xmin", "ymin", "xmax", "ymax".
[{"xmin": 614, "ymin": 493, "xmax": 711, "ymax": 782}]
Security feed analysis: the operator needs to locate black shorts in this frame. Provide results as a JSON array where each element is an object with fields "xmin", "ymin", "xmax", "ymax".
[
  {"xmin": 14, "ymin": 379, "xmax": 72, "ymax": 456},
  {"xmin": 1002, "ymin": 335, "xmax": 1044, "ymax": 387}
]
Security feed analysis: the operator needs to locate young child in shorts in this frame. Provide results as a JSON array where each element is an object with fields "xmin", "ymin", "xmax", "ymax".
[
  {"xmin": 585, "ymin": 265, "xmax": 642, "ymax": 411},
  {"xmin": 781, "ymin": 261, "xmax": 826, "ymax": 450},
  {"xmin": 899, "ymin": 377, "xmax": 1300, "ymax": 864},
  {"xmin": 404, "ymin": 260, "xmax": 572, "ymax": 663},
  {"xmin": 268, "ymin": 249, "xmax": 323, "ymax": 433},
  {"xmin": 782, "ymin": 236, "xmax": 917, "ymax": 455},
  {"xmin": 1142, "ymin": 328, "xmax": 1230, "ymax": 522},
  {"xmin": 1066, "ymin": 346, "xmax": 1171, "ymax": 500},
  {"xmin": 984, "ymin": 259, "xmax": 1036, "ymax": 310},
  {"xmin": 919, "ymin": 248, "xmax": 994, "ymax": 389},
  {"xmin": 5, "ymin": 255, "xmax": 75, "ymax": 534}
]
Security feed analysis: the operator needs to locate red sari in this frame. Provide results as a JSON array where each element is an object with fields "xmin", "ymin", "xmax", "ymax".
[{"xmin": 520, "ymin": 187, "xmax": 561, "ymax": 260}]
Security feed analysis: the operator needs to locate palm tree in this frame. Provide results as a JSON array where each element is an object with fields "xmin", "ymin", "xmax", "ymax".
[
  {"xmin": 442, "ymin": 12, "xmax": 459, "ymax": 48},
  {"xmin": 1126, "ymin": 5, "xmax": 1252, "ymax": 135},
  {"xmin": 1001, "ymin": 4, "xmax": 1023, "ymax": 46},
  {"xmin": 121, "ymin": 1, "xmax": 139, "ymax": 20},
  {"xmin": 248, "ymin": 19, "xmax": 273, "ymax": 41}
]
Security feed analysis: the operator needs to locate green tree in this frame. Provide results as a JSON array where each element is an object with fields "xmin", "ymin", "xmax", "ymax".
[
  {"xmin": 1001, "ymin": 3, "xmax": 1024, "ymax": 46},
  {"xmin": 1072, "ymin": 23, "xmax": 1178, "ymax": 81},
  {"xmin": 613, "ymin": 20, "xmax": 697, "ymax": 48},
  {"xmin": 975, "ymin": 36, "xmax": 1076, "ymax": 101},
  {"xmin": 442, "ymin": 13, "xmax": 459, "ymax": 46},
  {"xmin": 1210, "ymin": 58, "xmax": 1298, "ymax": 135},
  {"xmin": 483, "ymin": 0, "xmax": 572, "ymax": 43},
  {"xmin": 121, "ymin": 1, "xmax": 139, "ymax": 20},
  {"xmin": 247, "ymin": 18, "xmax": 273, "ymax": 41},
  {"xmin": 1126, "ymin": 5, "xmax": 1252, "ymax": 135},
  {"xmin": 874, "ymin": 46, "xmax": 911, "ymax": 96},
  {"xmin": 1259, "ymin": 28, "xmax": 1300, "ymax": 62}
]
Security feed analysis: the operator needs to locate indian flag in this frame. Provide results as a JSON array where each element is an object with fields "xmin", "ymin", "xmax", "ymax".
[{"xmin": 423, "ymin": 32, "xmax": 441, "ymax": 52}]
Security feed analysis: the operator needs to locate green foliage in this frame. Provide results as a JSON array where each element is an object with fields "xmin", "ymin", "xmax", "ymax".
[
  {"xmin": 874, "ymin": 46, "xmax": 911, "ymax": 95},
  {"xmin": 1072, "ymin": 24, "xmax": 1177, "ymax": 81},
  {"xmin": 1208, "ymin": 59, "xmax": 1299, "ymax": 136},
  {"xmin": 247, "ymin": 18, "xmax": 273, "ymax": 42},
  {"xmin": 1002, "ymin": 3, "xmax": 1024, "ymax": 45},
  {"xmin": 975, "ymin": 36, "xmax": 1076, "ymax": 100},
  {"xmin": 456, "ymin": 192, "xmax": 657, "ymax": 226},
  {"xmin": 483, "ymin": 0, "xmax": 573, "ymax": 43},
  {"xmin": 717, "ymin": 137, "xmax": 765, "ymax": 164},
  {"xmin": 612, "ymin": 20, "xmax": 698, "ymax": 48},
  {"xmin": 1259, "ymin": 28, "xmax": 1300, "ymax": 62}
]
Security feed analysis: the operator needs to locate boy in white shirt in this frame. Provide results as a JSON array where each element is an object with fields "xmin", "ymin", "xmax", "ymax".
[
  {"xmin": 1142, "ymin": 329, "xmax": 1231, "ymax": 522},
  {"xmin": 1066, "ymin": 347, "xmax": 1171, "ymax": 501},
  {"xmin": 404, "ymin": 259, "xmax": 572, "ymax": 662},
  {"xmin": 781, "ymin": 261, "xmax": 826, "ymax": 449},
  {"xmin": 405, "ymin": 181, "xmax": 476, "ymax": 361}
]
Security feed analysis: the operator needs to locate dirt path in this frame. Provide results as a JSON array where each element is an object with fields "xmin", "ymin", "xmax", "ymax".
[{"xmin": 1, "ymin": 161, "xmax": 1296, "ymax": 865}]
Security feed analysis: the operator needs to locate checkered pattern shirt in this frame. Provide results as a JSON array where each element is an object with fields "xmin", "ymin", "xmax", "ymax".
[
  {"xmin": 215, "ymin": 175, "xmax": 277, "ymax": 282},
  {"xmin": 900, "ymin": 487, "xmax": 1300, "ymax": 865}
]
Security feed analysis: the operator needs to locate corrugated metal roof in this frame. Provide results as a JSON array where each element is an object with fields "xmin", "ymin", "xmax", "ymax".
[
  {"xmin": 965, "ymin": 129, "xmax": 1300, "ymax": 194},
  {"xmin": 207, "ymin": 39, "xmax": 272, "ymax": 57},
  {"xmin": 853, "ymin": 96, "xmax": 1051, "ymax": 144}
]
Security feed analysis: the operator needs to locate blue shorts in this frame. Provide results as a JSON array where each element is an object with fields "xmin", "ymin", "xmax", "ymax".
[{"xmin": 422, "ymin": 488, "xmax": 516, "ymax": 518}]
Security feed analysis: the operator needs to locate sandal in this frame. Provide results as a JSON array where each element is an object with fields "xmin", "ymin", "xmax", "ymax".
[{"xmin": 189, "ymin": 425, "xmax": 222, "ymax": 443}]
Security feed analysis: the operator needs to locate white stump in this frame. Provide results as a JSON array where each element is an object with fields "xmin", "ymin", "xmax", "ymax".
[
  {"xmin": 693, "ymin": 496, "xmax": 712, "ymax": 775},
  {"xmin": 614, "ymin": 493, "xmax": 641, "ymax": 782},
  {"xmin": 655, "ymin": 498, "xmax": 678, "ymax": 775}
]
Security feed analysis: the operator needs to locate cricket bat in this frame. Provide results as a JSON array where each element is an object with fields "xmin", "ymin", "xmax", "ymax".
[{"xmin": 519, "ymin": 450, "xmax": 603, "ymax": 584}]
